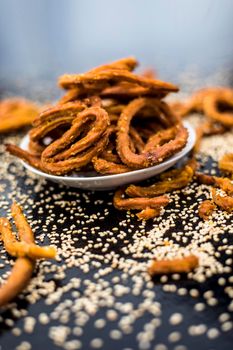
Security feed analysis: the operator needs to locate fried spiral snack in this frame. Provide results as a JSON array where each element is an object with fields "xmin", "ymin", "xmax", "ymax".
[
  {"xmin": 203, "ymin": 88, "xmax": 233, "ymax": 127},
  {"xmin": 59, "ymin": 63, "xmax": 178, "ymax": 95},
  {"xmin": 117, "ymin": 98, "xmax": 187, "ymax": 169},
  {"xmin": 218, "ymin": 153, "xmax": 233, "ymax": 175},
  {"xmin": 170, "ymin": 87, "xmax": 233, "ymax": 126},
  {"xmin": 169, "ymin": 87, "xmax": 232, "ymax": 154},
  {"xmin": 39, "ymin": 106, "xmax": 110, "ymax": 175},
  {"xmin": 30, "ymin": 101, "xmax": 86, "ymax": 143}
]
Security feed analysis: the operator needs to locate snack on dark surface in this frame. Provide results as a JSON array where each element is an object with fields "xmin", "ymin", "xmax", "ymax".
[
  {"xmin": 0, "ymin": 202, "xmax": 56, "ymax": 307},
  {"xmin": 198, "ymin": 200, "xmax": 216, "ymax": 220},
  {"xmin": 148, "ymin": 255, "xmax": 199, "ymax": 275}
]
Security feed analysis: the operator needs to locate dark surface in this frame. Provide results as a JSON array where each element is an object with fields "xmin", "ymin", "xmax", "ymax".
[{"xmin": 0, "ymin": 86, "xmax": 232, "ymax": 350}]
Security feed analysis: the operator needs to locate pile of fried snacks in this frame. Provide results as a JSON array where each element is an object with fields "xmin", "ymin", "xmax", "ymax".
[{"xmin": 6, "ymin": 57, "xmax": 188, "ymax": 176}]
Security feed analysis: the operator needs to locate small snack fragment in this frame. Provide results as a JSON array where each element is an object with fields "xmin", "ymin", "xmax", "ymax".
[
  {"xmin": 0, "ymin": 217, "xmax": 56, "ymax": 260},
  {"xmin": 148, "ymin": 255, "xmax": 199, "ymax": 276},
  {"xmin": 0, "ymin": 257, "xmax": 35, "ymax": 308},
  {"xmin": 0, "ymin": 98, "xmax": 39, "ymax": 133},
  {"xmin": 198, "ymin": 200, "xmax": 216, "ymax": 220},
  {"xmin": 214, "ymin": 177, "xmax": 233, "ymax": 196},
  {"xmin": 218, "ymin": 153, "xmax": 233, "ymax": 175},
  {"xmin": 136, "ymin": 207, "xmax": 161, "ymax": 220},
  {"xmin": 113, "ymin": 188, "xmax": 169, "ymax": 220},
  {"xmin": 126, "ymin": 159, "xmax": 196, "ymax": 197},
  {"xmin": 0, "ymin": 202, "xmax": 56, "ymax": 307},
  {"xmin": 196, "ymin": 172, "xmax": 233, "ymax": 214},
  {"xmin": 195, "ymin": 172, "xmax": 233, "ymax": 196},
  {"xmin": 211, "ymin": 188, "xmax": 233, "ymax": 213},
  {"xmin": 113, "ymin": 188, "xmax": 169, "ymax": 211}
]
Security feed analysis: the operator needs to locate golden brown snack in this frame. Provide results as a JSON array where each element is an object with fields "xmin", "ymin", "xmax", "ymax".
[
  {"xmin": 59, "ymin": 66, "xmax": 178, "ymax": 94},
  {"xmin": 89, "ymin": 56, "xmax": 138, "ymax": 73},
  {"xmin": 168, "ymin": 89, "xmax": 211, "ymax": 118},
  {"xmin": 195, "ymin": 172, "xmax": 216, "ymax": 186},
  {"xmin": 203, "ymin": 88, "xmax": 233, "ymax": 127},
  {"xmin": 0, "ymin": 202, "xmax": 56, "ymax": 307},
  {"xmin": 31, "ymin": 101, "xmax": 86, "ymax": 139},
  {"xmin": 7, "ymin": 58, "xmax": 186, "ymax": 176},
  {"xmin": 5, "ymin": 144, "xmax": 46, "ymax": 172},
  {"xmin": 113, "ymin": 188, "xmax": 169, "ymax": 211},
  {"xmin": 42, "ymin": 106, "xmax": 110, "ymax": 160},
  {"xmin": 198, "ymin": 200, "xmax": 216, "ymax": 220},
  {"xmin": 0, "ymin": 98, "xmax": 39, "ymax": 133},
  {"xmin": 195, "ymin": 172, "xmax": 233, "ymax": 196},
  {"xmin": 59, "ymin": 57, "xmax": 138, "ymax": 101},
  {"xmin": 148, "ymin": 255, "xmax": 199, "ymax": 275},
  {"xmin": 212, "ymin": 188, "xmax": 233, "ymax": 213},
  {"xmin": 92, "ymin": 157, "xmax": 132, "ymax": 175},
  {"xmin": 0, "ymin": 258, "xmax": 35, "ymax": 307},
  {"xmin": 219, "ymin": 153, "xmax": 233, "ymax": 174},
  {"xmin": 11, "ymin": 201, "xmax": 35, "ymax": 243},
  {"xmin": 7, "ymin": 106, "xmax": 111, "ymax": 175},
  {"xmin": 0, "ymin": 218, "xmax": 56, "ymax": 259},
  {"xmin": 116, "ymin": 98, "xmax": 187, "ymax": 169},
  {"xmin": 41, "ymin": 131, "xmax": 109, "ymax": 175},
  {"xmin": 169, "ymin": 87, "xmax": 233, "ymax": 127},
  {"xmin": 101, "ymin": 67, "xmax": 158, "ymax": 100},
  {"xmin": 0, "ymin": 203, "xmax": 56, "ymax": 259},
  {"xmin": 136, "ymin": 207, "xmax": 161, "ymax": 220},
  {"xmin": 126, "ymin": 160, "xmax": 196, "ymax": 197},
  {"xmin": 214, "ymin": 177, "xmax": 233, "ymax": 196}
]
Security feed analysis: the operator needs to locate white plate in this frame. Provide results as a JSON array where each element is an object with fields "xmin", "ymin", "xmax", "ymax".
[{"xmin": 20, "ymin": 121, "xmax": 195, "ymax": 190}]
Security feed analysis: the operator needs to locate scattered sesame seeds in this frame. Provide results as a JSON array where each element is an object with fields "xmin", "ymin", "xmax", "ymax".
[
  {"xmin": 168, "ymin": 331, "xmax": 182, "ymax": 343},
  {"xmin": 0, "ymin": 90, "xmax": 232, "ymax": 349},
  {"xmin": 169, "ymin": 313, "xmax": 183, "ymax": 325},
  {"xmin": 207, "ymin": 327, "xmax": 220, "ymax": 339},
  {"xmin": 90, "ymin": 338, "xmax": 104, "ymax": 348}
]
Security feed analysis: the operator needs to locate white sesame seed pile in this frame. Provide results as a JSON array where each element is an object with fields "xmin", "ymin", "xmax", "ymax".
[{"xmin": 0, "ymin": 97, "xmax": 233, "ymax": 349}]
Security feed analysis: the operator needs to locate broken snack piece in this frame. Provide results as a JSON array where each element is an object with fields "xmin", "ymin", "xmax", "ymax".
[
  {"xmin": 198, "ymin": 200, "xmax": 216, "ymax": 220},
  {"xmin": 148, "ymin": 255, "xmax": 199, "ymax": 276},
  {"xmin": 0, "ymin": 202, "xmax": 56, "ymax": 307}
]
